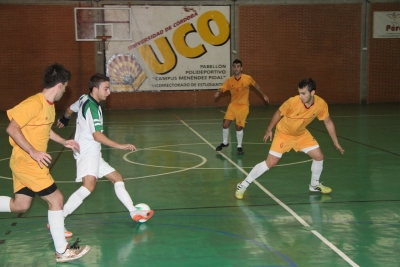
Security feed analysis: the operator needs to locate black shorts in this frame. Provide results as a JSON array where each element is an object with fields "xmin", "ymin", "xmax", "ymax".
[{"xmin": 15, "ymin": 183, "xmax": 58, "ymax": 197}]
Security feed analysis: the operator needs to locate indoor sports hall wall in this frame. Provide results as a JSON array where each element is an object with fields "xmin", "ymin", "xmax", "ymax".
[
  {"xmin": 238, "ymin": 3, "xmax": 362, "ymax": 105},
  {"xmin": 0, "ymin": 4, "xmax": 96, "ymax": 111},
  {"xmin": 0, "ymin": 1, "xmax": 399, "ymax": 111},
  {"xmin": 369, "ymin": 2, "xmax": 400, "ymax": 103}
]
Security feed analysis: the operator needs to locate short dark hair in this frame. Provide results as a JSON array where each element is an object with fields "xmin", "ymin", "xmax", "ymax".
[
  {"xmin": 298, "ymin": 78, "xmax": 316, "ymax": 92},
  {"xmin": 89, "ymin": 73, "xmax": 110, "ymax": 92},
  {"xmin": 232, "ymin": 59, "xmax": 242, "ymax": 67},
  {"xmin": 43, "ymin": 63, "xmax": 71, "ymax": 89}
]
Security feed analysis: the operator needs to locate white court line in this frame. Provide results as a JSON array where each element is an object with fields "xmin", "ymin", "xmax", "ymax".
[{"xmin": 177, "ymin": 117, "xmax": 360, "ymax": 267}]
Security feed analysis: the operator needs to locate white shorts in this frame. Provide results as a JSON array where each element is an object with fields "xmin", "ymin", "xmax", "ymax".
[{"xmin": 75, "ymin": 153, "xmax": 115, "ymax": 182}]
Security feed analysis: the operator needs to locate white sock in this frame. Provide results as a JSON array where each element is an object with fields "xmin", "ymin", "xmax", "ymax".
[
  {"xmin": 310, "ymin": 160, "xmax": 323, "ymax": 187},
  {"xmin": 236, "ymin": 130, "xmax": 243, "ymax": 148},
  {"xmin": 48, "ymin": 210, "xmax": 68, "ymax": 254},
  {"xmin": 63, "ymin": 186, "xmax": 91, "ymax": 218},
  {"xmin": 0, "ymin": 196, "xmax": 11, "ymax": 212},
  {"xmin": 241, "ymin": 161, "xmax": 269, "ymax": 188},
  {"xmin": 222, "ymin": 128, "xmax": 229, "ymax": 145},
  {"xmin": 114, "ymin": 181, "xmax": 137, "ymax": 218}
]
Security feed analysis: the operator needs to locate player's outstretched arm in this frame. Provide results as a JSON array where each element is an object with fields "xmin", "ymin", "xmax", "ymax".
[
  {"xmin": 254, "ymin": 83, "xmax": 269, "ymax": 103},
  {"xmin": 324, "ymin": 116, "xmax": 345, "ymax": 155},
  {"xmin": 49, "ymin": 130, "xmax": 80, "ymax": 154},
  {"xmin": 57, "ymin": 107, "xmax": 75, "ymax": 128},
  {"xmin": 93, "ymin": 131, "xmax": 136, "ymax": 151},
  {"xmin": 263, "ymin": 109, "xmax": 281, "ymax": 142}
]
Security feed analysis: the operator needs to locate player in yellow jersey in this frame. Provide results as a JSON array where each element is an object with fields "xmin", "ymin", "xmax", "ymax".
[
  {"xmin": 235, "ymin": 78, "xmax": 344, "ymax": 199},
  {"xmin": 214, "ymin": 59, "xmax": 269, "ymax": 155},
  {"xmin": 0, "ymin": 63, "xmax": 90, "ymax": 262}
]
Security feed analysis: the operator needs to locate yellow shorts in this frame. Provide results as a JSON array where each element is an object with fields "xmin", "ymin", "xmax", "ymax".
[
  {"xmin": 270, "ymin": 130, "xmax": 319, "ymax": 155},
  {"xmin": 224, "ymin": 103, "xmax": 249, "ymax": 128},
  {"xmin": 11, "ymin": 158, "xmax": 55, "ymax": 193}
]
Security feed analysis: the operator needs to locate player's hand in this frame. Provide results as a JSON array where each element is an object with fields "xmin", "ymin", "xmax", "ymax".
[
  {"xmin": 64, "ymin": 139, "xmax": 80, "ymax": 154},
  {"xmin": 57, "ymin": 119, "xmax": 66, "ymax": 128},
  {"xmin": 263, "ymin": 129, "xmax": 273, "ymax": 142},
  {"xmin": 118, "ymin": 144, "xmax": 137, "ymax": 151},
  {"xmin": 30, "ymin": 150, "xmax": 52, "ymax": 169},
  {"xmin": 57, "ymin": 115, "xmax": 70, "ymax": 128},
  {"xmin": 263, "ymin": 95, "xmax": 269, "ymax": 103},
  {"xmin": 214, "ymin": 91, "xmax": 220, "ymax": 98},
  {"xmin": 334, "ymin": 143, "xmax": 345, "ymax": 155}
]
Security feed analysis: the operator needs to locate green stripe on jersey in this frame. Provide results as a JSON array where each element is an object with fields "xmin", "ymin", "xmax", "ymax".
[{"xmin": 82, "ymin": 97, "xmax": 103, "ymax": 132}]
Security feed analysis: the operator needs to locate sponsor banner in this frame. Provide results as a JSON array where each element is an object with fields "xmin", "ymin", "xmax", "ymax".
[
  {"xmin": 106, "ymin": 6, "xmax": 231, "ymax": 92},
  {"xmin": 373, "ymin": 11, "xmax": 400, "ymax": 38}
]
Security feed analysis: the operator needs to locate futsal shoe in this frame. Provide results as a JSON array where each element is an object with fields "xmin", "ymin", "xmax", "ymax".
[
  {"xmin": 235, "ymin": 182, "xmax": 246, "ymax": 200},
  {"xmin": 132, "ymin": 209, "xmax": 154, "ymax": 222},
  {"xmin": 237, "ymin": 147, "xmax": 244, "ymax": 155},
  {"xmin": 55, "ymin": 238, "xmax": 90, "ymax": 263},
  {"xmin": 309, "ymin": 183, "xmax": 332, "ymax": 194},
  {"xmin": 216, "ymin": 143, "xmax": 229, "ymax": 151},
  {"xmin": 47, "ymin": 223, "xmax": 73, "ymax": 238}
]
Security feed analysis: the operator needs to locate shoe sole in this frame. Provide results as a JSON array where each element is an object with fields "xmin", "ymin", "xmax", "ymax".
[
  {"xmin": 235, "ymin": 183, "xmax": 244, "ymax": 200},
  {"xmin": 235, "ymin": 193, "xmax": 243, "ymax": 200},
  {"xmin": 65, "ymin": 232, "xmax": 73, "ymax": 238},
  {"xmin": 133, "ymin": 210, "xmax": 155, "ymax": 222},
  {"xmin": 216, "ymin": 144, "xmax": 229, "ymax": 151},
  {"xmin": 309, "ymin": 188, "xmax": 332, "ymax": 194},
  {"xmin": 56, "ymin": 245, "xmax": 90, "ymax": 263},
  {"xmin": 47, "ymin": 224, "xmax": 74, "ymax": 238}
]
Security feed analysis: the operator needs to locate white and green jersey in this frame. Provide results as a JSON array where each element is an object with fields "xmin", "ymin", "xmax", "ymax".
[{"xmin": 70, "ymin": 94, "xmax": 103, "ymax": 156}]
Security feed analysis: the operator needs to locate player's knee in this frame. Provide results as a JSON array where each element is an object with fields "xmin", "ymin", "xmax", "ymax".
[
  {"xmin": 222, "ymin": 120, "xmax": 231, "ymax": 128},
  {"xmin": 84, "ymin": 183, "xmax": 96, "ymax": 192},
  {"xmin": 82, "ymin": 182, "xmax": 96, "ymax": 192},
  {"xmin": 16, "ymin": 207, "xmax": 29, "ymax": 213},
  {"xmin": 314, "ymin": 154, "xmax": 324, "ymax": 161},
  {"xmin": 12, "ymin": 202, "xmax": 31, "ymax": 213},
  {"xmin": 111, "ymin": 172, "xmax": 124, "ymax": 183},
  {"xmin": 266, "ymin": 161, "xmax": 276, "ymax": 169},
  {"xmin": 265, "ymin": 158, "xmax": 278, "ymax": 169},
  {"xmin": 82, "ymin": 176, "xmax": 97, "ymax": 192}
]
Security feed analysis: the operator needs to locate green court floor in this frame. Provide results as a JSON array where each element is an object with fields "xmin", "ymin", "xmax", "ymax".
[{"xmin": 0, "ymin": 104, "xmax": 399, "ymax": 266}]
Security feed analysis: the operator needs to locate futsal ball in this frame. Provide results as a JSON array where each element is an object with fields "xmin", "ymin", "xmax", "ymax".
[{"xmin": 135, "ymin": 203, "xmax": 151, "ymax": 223}]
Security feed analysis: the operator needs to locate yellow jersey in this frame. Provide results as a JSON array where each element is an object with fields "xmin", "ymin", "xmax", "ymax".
[
  {"xmin": 7, "ymin": 93, "xmax": 55, "ymax": 164},
  {"xmin": 220, "ymin": 74, "xmax": 256, "ymax": 106},
  {"xmin": 276, "ymin": 95, "xmax": 329, "ymax": 136}
]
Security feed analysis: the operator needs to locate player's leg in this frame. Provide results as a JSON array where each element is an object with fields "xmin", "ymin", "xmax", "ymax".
[
  {"xmin": 0, "ymin": 171, "xmax": 36, "ymax": 213},
  {"xmin": 104, "ymin": 169, "xmax": 154, "ymax": 222},
  {"xmin": 235, "ymin": 132, "xmax": 291, "ymax": 199},
  {"xmin": 41, "ymin": 185, "xmax": 90, "ymax": 262},
  {"xmin": 216, "ymin": 119, "xmax": 232, "ymax": 151},
  {"xmin": 99, "ymin": 157, "xmax": 153, "ymax": 222},
  {"xmin": 235, "ymin": 125, "xmax": 244, "ymax": 154},
  {"xmin": 298, "ymin": 131, "xmax": 331, "ymax": 194},
  {"xmin": 305, "ymin": 147, "xmax": 331, "ymax": 194},
  {"xmin": 216, "ymin": 104, "xmax": 234, "ymax": 151},
  {"xmin": 234, "ymin": 104, "xmax": 248, "ymax": 154},
  {"xmin": 63, "ymin": 154, "xmax": 100, "ymax": 219},
  {"xmin": 63, "ymin": 175, "xmax": 96, "ymax": 219},
  {"xmin": 235, "ymin": 154, "xmax": 280, "ymax": 199},
  {"xmin": 40, "ymin": 185, "xmax": 68, "ymax": 253},
  {"xmin": 53, "ymin": 174, "xmax": 94, "ymax": 238},
  {"xmin": 0, "ymin": 188, "xmax": 34, "ymax": 213}
]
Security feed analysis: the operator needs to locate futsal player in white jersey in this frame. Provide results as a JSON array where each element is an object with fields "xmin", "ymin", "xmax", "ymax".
[{"xmin": 56, "ymin": 73, "xmax": 154, "ymax": 237}]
